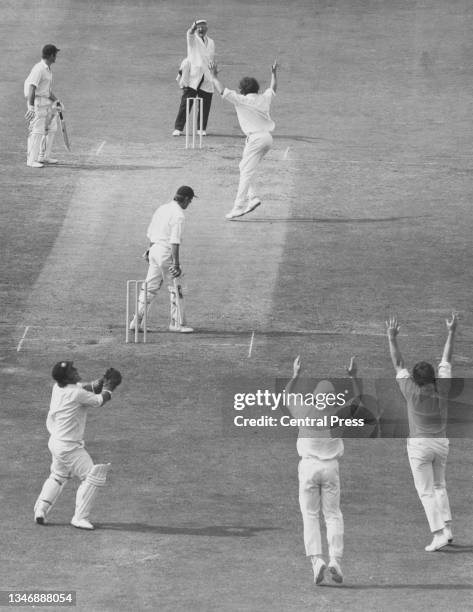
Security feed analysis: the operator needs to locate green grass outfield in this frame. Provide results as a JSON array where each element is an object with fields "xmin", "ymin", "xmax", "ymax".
[{"xmin": 1, "ymin": 1, "xmax": 473, "ymax": 610}]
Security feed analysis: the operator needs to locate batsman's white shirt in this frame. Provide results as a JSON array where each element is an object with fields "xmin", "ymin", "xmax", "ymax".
[
  {"xmin": 222, "ymin": 88, "xmax": 275, "ymax": 135},
  {"xmin": 24, "ymin": 60, "xmax": 52, "ymax": 98},
  {"xmin": 147, "ymin": 201, "xmax": 185, "ymax": 255},
  {"xmin": 47, "ymin": 383, "xmax": 103, "ymax": 449}
]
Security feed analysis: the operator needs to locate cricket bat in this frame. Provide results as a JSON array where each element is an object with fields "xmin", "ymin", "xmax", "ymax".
[{"xmin": 58, "ymin": 110, "xmax": 71, "ymax": 151}]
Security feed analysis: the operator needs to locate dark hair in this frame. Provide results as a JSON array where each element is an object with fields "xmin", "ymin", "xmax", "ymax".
[
  {"xmin": 52, "ymin": 361, "xmax": 73, "ymax": 387},
  {"xmin": 42, "ymin": 44, "xmax": 60, "ymax": 59},
  {"xmin": 239, "ymin": 77, "xmax": 259, "ymax": 95},
  {"xmin": 412, "ymin": 361, "xmax": 436, "ymax": 387}
]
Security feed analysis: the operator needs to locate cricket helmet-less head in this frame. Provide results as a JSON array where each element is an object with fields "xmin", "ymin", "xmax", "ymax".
[
  {"xmin": 239, "ymin": 77, "xmax": 259, "ymax": 95},
  {"xmin": 52, "ymin": 361, "xmax": 75, "ymax": 386},
  {"xmin": 412, "ymin": 361, "xmax": 436, "ymax": 388},
  {"xmin": 42, "ymin": 44, "xmax": 60, "ymax": 58},
  {"xmin": 175, "ymin": 185, "xmax": 197, "ymax": 200}
]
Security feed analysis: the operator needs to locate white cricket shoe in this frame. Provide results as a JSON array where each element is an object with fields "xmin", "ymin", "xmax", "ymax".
[
  {"xmin": 197, "ymin": 130, "xmax": 206, "ymax": 136},
  {"xmin": 311, "ymin": 558, "xmax": 326, "ymax": 585},
  {"xmin": 129, "ymin": 315, "xmax": 141, "ymax": 330},
  {"xmin": 425, "ymin": 533, "xmax": 449, "ymax": 552},
  {"xmin": 26, "ymin": 161, "xmax": 44, "ymax": 168},
  {"xmin": 225, "ymin": 199, "xmax": 261, "ymax": 220},
  {"xmin": 328, "ymin": 559, "xmax": 343, "ymax": 584},
  {"xmin": 34, "ymin": 501, "xmax": 48, "ymax": 525},
  {"xmin": 443, "ymin": 525, "xmax": 453, "ymax": 543},
  {"xmin": 71, "ymin": 516, "xmax": 95, "ymax": 530},
  {"xmin": 172, "ymin": 129, "xmax": 183, "ymax": 136},
  {"xmin": 39, "ymin": 158, "xmax": 58, "ymax": 164},
  {"xmin": 242, "ymin": 198, "xmax": 261, "ymax": 215},
  {"xmin": 225, "ymin": 207, "xmax": 246, "ymax": 220},
  {"xmin": 169, "ymin": 324, "xmax": 194, "ymax": 333}
]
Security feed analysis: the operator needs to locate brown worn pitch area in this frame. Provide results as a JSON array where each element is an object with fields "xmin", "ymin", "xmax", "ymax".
[{"xmin": 1, "ymin": 1, "xmax": 473, "ymax": 610}]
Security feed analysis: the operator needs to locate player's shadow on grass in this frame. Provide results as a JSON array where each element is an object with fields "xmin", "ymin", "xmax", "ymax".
[
  {"xmin": 342, "ymin": 583, "xmax": 473, "ymax": 590},
  {"xmin": 97, "ymin": 523, "xmax": 279, "ymax": 538},
  {"xmin": 438, "ymin": 543, "xmax": 473, "ymax": 554},
  {"xmin": 274, "ymin": 134, "xmax": 326, "ymax": 143},
  {"xmin": 236, "ymin": 215, "xmax": 425, "ymax": 224},
  {"xmin": 207, "ymin": 133, "xmax": 246, "ymax": 139},
  {"xmin": 56, "ymin": 164, "xmax": 183, "ymax": 171},
  {"xmin": 208, "ymin": 134, "xmax": 324, "ymax": 143}
]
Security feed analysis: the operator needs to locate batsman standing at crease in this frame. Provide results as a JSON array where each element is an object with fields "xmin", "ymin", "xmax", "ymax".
[
  {"xmin": 24, "ymin": 44, "xmax": 64, "ymax": 168},
  {"xmin": 34, "ymin": 362, "xmax": 122, "ymax": 530},
  {"xmin": 209, "ymin": 60, "xmax": 278, "ymax": 219},
  {"xmin": 173, "ymin": 19, "xmax": 215, "ymax": 137},
  {"xmin": 130, "ymin": 186, "xmax": 196, "ymax": 334},
  {"xmin": 386, "ymin": 313, "xmax": 457, "ymax": 552}
]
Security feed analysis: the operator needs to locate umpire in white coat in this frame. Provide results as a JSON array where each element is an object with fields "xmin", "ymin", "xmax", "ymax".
[{"xmin": 173, "ymin": 20, "xmax": 215, "ymax": 136}]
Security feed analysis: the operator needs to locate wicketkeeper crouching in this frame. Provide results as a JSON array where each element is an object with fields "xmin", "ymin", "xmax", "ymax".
[{"xmin": 34, "ymin": 362, "xmax": 122, "ymax": 530}]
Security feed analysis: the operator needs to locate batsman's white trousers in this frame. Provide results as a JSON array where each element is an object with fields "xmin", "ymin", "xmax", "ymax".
[
  {"xmin": 233, "ymin": 131, "xmax": 273, "ymax": 210},
  {"xmin": 27, "ymin": 98, "xmax": 58, "ymax": 163},
  {"xmin": 407, "ymin": 438, "xmax": 451, "ymax": 532},
  {"xmin": 48, "ymin": 438, "xmax": 93, "ymax": 481},
  {"xmin": 298, "ymin": 457, "xmax": 344, "ymax": 559},
  {"xmin": 139, "ymin": 244, "xmax": 184, "ymax": 325}
]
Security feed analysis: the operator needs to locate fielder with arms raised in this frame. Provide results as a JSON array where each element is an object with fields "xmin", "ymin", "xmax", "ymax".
[
  {"xmin": 285, "ymin": 355, "xmax": 362, "ymax": 585},
  {"xmin": 34, "ymin": 362, "xmax": 122, "ymax": 530},
  {"xmin": 386, "ymin": 313, "xmax": 457, "ymax": 551}
]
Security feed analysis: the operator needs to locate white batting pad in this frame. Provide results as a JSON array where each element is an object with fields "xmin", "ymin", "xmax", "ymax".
[
  {"xmin": 74, "ymin": 463, "xmax": 111, "ymax": 521},
  {"xmin": 34, "ymin": 474, "xmax": 68, "ymax": 515}
]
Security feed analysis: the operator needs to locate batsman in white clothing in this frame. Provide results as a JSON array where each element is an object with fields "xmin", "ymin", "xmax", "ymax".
[
  {"xmin": 285, "ymin": 356, "xmax": 362, "ymax": 585},
  {"xmin": 24, "ymin": 44, "xmax": 64, "ymax": 168},
  {"xmin": 386, "ymin": 314, "xmax": 457, "ymax": 552},
  {"xmin": 130, "ymin": 185, "xmax": 196, "ymax": 334},
  {"xmin": 209, "ymin": 61, "xmax": 278, "ymax": 219},
  {"xmin": 34, "ymin": 362, "xmax": 122, "ymax": 530}
]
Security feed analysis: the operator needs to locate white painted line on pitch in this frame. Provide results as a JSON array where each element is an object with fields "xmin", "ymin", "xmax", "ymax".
[
  {"xmin": 248, "ymin": 331, "xmax": 255, "ymax": 358},
  {"xmin": 95, "ymin": 140, "xmax": 106, "ymax": 155},
  {"xmin": 16, "ymin": 326, "xmax": 29, "ymax": 352},
  {"xmin": 283, "ymin": 146, "xmax": 290, "ymax": 160}
]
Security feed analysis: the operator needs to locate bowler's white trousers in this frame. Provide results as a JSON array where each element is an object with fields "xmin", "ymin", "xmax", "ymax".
[
  {"xmin": 298, "ymin": 457, "xmax": 344, "ymax": 559},
  {"xmin": 407, "ymin": 438, "xmax": 451, "ymax": 532},
  {"xmin": 234, "ymin": 131, "xmax": 273, "ymax": 209}
]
